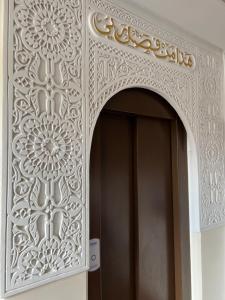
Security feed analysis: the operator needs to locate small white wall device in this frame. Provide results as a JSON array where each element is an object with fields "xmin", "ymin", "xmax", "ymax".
[{"xmin": 89, "ymin": 239, "xmax": 100, "ymax": 272}]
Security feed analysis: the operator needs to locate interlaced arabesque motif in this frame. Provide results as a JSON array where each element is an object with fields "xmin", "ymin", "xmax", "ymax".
[
  {"xmin": 8, "ymin": 0, "xmax": 84, "ymax": 292},
  {"xmin": 5, "ymin": 0, "xmax": 225, "ymax": 296},
  {"xmin": 88, "ymin": 39, "xmax": 197, "ymax": 137}
]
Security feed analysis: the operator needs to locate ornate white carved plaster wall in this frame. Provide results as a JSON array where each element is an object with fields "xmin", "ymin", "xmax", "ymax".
[{"xmin": 0, "ymin": 0, "xmax": 224, "ymax": 296}]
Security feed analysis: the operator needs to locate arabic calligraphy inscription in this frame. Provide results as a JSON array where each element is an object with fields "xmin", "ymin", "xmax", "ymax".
[{"xmin": 91, "ymin": 12, "xmax": 196, "ymax": 70}]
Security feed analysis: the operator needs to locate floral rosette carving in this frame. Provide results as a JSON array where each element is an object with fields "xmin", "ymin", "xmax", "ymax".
[
  {"xmin": 12, "ymin": 238, "xmax": 80, "ymax": 286},
  {"xmin": 14, "ymin": 0, "xmax": 82, "ymax": 61},
  {"xmin": 12, "ymin": 113, "xmax": 81, "ymax": 182},
  {"xmin": 7, "ymin": 0, "xmax": 84, "ymax": 292}
]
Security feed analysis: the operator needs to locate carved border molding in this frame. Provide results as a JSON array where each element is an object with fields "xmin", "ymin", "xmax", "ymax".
[
  {"xmin": 1, "ymin": 0, "xmax": 224, "ymax": 296},
  {"xmin": 88, "ymin": 39, "xmax": 197, "ymax": 135}
]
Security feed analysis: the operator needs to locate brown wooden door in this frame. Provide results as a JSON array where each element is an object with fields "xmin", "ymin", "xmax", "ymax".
[{"xmin": 88, "ymin": 89, "xmax": 191, "ymax": 300}]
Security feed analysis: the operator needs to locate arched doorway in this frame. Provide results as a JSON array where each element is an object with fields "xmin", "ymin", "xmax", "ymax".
[{"xmin": 88, "ymin": 89, "xmax": 191, "ymax": 300}]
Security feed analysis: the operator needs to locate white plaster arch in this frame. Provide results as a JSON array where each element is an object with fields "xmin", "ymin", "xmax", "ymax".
[
  {"xmin": 88, "ymin": 82, "xmax": 200, "ymax": 231},
  {"xmin": 88, "ymin": 84, "xmax": 201, "ymax": 299}
]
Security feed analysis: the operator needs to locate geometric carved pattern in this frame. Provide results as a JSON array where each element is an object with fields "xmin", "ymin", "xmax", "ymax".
[
  {"xmin": 198, "ymin": 54, "xmax": 225, "ymax": 225},
  {"xmin": 2, "ymin": 0, "xmax": 224, "ymax": 296},
  {"xmin": 5, "ymin": 0, "xmax": 85, "ymax": 295},
  {"xmin": 88, "ymin": 40, "xmax": 197, "ymax": 135}
]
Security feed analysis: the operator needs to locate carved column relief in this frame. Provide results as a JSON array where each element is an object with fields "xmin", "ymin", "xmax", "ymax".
[
  {"xmin": 197, "ymin": 52, "xmax": 225, "ymax": 226},
  {"xmin": 6, "ymin": 0, "xmax": 86, "ymax": 295}
]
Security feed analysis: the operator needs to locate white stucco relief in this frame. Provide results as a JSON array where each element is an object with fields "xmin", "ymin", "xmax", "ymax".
[
  {"xmin": 1, "ymin": 0, "xmax": 224, "ymax": 296},
  {"xmin": 88, "ymin": 0, "xmax": 225, "ymax": 227},
  {"xmin": 3, "ymin": 0, "xmax": 86, "ymax": 296}
]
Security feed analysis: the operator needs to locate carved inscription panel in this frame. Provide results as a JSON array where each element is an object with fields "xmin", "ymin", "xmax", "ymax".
[{"xmin": 91, "ymin": 12, "xmax": 196, "ymax": 69}]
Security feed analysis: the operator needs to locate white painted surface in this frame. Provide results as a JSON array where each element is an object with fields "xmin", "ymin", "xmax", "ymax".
[
  {"xmin": 89, "ymin": 239, "xmax": 100, "ymax": 272},
  {"xmin": 0, "ymin": 0, "xmax": 7, "ymax": 295},
  {"xmin": 0, "ymin": 273, "xmax": 87, "ymax": 300},
  {"xmin": 190, "ymin": 233, "xmax": 203, "ymax": 300},
  {"xmin": 117, "ymin": 0, "xmax": 225, "ymax": 50},
  {"xmin": 201, "ymin": 226, "xmax": 225, "ymax": 300},
  {"xmin": 187, "ymin": 139, "xmax": 200, "ymax": 233},
  {"xmin": 0, "ymin": 0, "xmax": 225, "ymax": 298}
]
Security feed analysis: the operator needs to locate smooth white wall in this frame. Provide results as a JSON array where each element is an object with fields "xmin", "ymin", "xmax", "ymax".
[
  {"xmin": 190, "ymin": 233, "xmax": 202, "ymax": 300},
  {"xmin": 0, "ymin": 273, "xmax": 87, "ymax": 300},
  {"xmin": 201, "ymin": 226, "xmax": 225, "ymax": 300}
]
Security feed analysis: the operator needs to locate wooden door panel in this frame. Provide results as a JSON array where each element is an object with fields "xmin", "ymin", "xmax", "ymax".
[
  {"xmin": 100, "ymin": 113, "xmax": 134, "ymax": 300},
  {"xmin": 136, "ymin": 117, "xmax": 175, "ymax": 300},
  {"xmin": 89, "ymin": 113, "xmax": 135, "ymax": 300},
  {"xmin": 104, "ymin": 89, "xmax": 177, "ymax": 120}
]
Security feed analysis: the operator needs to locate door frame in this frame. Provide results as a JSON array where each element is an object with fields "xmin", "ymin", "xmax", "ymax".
[{"xmin": 89, "ymin": 88, "xmax": 192, "ymax": 300}]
